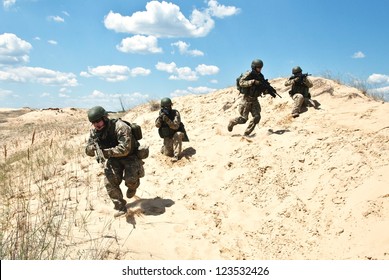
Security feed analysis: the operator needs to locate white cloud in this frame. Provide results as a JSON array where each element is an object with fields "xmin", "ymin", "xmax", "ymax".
[
  {"xmin": 130, "ymin": 67, "xmax": 151, "ymax": 77},
  {"xmin": 195, "ymin": 64, "xmax": 219, "ymax": 75},
  {"xmin": 0, "ymin": 66, "xmax": 78, "ymax": 87},
  {"xmin": 62, "ymin": 11, "xmax": 70, "ymax": 17},
  {"xmin": 169, "ymin": 66, "xmax": 198, "ymax": 81},
  {"xmin": 171, "ymin": 86, "xmax": 216, "ymax": 97},
  {"xmin": 156, "ymin": 61, "xmax": 219, "ymax": 81},
  {"xmin": 47, "ymin": 15, "xmax": 65, "ymax": 23},
  {"xmin": 117, "ymin": 35, "xmax": 162, "ymax": 54},
  {"xmin": 171, "ymin": 41, "xmax": 204, "ymax": 56},
  {"xmin": 0, "ymin": 33, "xmax": 32, "ymax": 65},
  {"xmin": 80, "ymin": 71, "xmax": 92, "ymax": 78},
  {"xmin": 352, "ymin": 51, "xmax": 365, "ymax": 59},
  {"xmin": 104, "ymin": 1, "xmax": 216, "ymax": 38},
  {"xmin": 59, "ymin": 93, "xmax": 70, "ymax": 98},
  {"xmin": 91, "ymin": 90, "xmax": 105, "ymax": 98},
  {"xmin": 207, "ymin": 0, "xmax": 241, "ymax": 18},
  {"xmin": 156, "ymin": 62, "xmax": 197, "ymax": 81},
  {"xmin": 3, "ymin": 0, "xmax": 16, "ymax": 9},
  {"xmin": 82, "ymin": 65, "xmax": 151, "ymax": 81},
  {"xmin": 81, "ymin": 90, "xmax": 150, "ymax": 110},
  {"xmin": 156, "ymin": 62, "xmax": 177, "ymax": 73},
  {"xmin": 85, "ymin": 65, "xmax": 131, "ymax": 82},
  {"xmin": 48, "ymin": 40, "xmax": 58, "ymax": 45},
  {"xmin": 367, "ymin": 73, "xmax": 389, "ymax": 84}
]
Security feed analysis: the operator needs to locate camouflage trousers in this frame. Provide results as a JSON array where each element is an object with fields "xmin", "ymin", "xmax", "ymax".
[
  {"xmin": 161, "ymin": 131, "xmax": 184, "ymax": 158},
  {"xmin": 229, "ymin": 98, "xmax": 261, "ymax": 135},
  {"xmin": 291, "ymin": 93, "xmax": 313, "ymax": 115},
  {"xmin": 104, "ymin": 155, "xmax": 145, "ymax": 210}
]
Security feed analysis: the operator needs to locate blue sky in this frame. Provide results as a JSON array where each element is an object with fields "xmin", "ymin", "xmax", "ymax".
[{"xmin": 1, "ymin": 0, "xmax": 388, "ymax": 111}]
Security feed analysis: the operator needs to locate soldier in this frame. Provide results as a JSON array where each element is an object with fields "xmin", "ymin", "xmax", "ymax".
[
  {"xmin": 228, "ymin": 59, "xmax": 277, "ymax": 136},
  {"xmin": 85, "ymin": 106, "xmax": 145, "ymax": 217},
  {"xmin": 285, "ymin": 66, "xmax": 314, "ymax": 118},
  {"xmin": 155, "ymin": 97, "xmax": 189, "ymax": 162}
]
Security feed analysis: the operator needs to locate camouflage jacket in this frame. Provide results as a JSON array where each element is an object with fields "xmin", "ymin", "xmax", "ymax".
[
  {"xmin": 85, "ymin": 118, "xmax": 136, "ymax": 158},
  {"xmin": 155, "ymin": 109, "xmax": 181, "ymax": 130},
  {"xmin": 239, "ymin": 70, "xmax": 267, "ymax": 101}
]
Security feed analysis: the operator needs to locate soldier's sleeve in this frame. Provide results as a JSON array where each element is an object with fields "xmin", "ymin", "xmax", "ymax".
[
  {"xmin": 105, "ymin": 120, "xmax": 133, "ymax": 157},
  {"xmin": 85, "ymin": 130, "xmax": 96, "ymax": 157},
  {"xmin": 284, "ymin": 79, "xmax": 294, "ymax": 87},
  {"xmin": 304, "ymin": 77, "xmax": 313, "ymax": 88},
  {"xmin": 239, "ymin": 71, "xmax": 254, "ymax": 88},
  {"xmin": 155, "ymin": 115, "xmax": 162, "ymax": 128}
]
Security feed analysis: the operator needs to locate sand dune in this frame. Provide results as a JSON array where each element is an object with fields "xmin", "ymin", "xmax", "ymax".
[{"xmin": 1, "ymin": 77, "xmax": 388, "ymax": 260}]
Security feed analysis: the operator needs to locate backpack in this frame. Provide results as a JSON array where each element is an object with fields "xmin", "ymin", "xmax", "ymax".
[
  {"xmin": 236, "ymin": 73, "xmax": 243, "ymax": 93},
  {"xmin": 119, "ymin": 119, "xmax": 142, "ymax": 140},
  {"xmin": 120, "ymin": 119, "xmax": 149, "ymax": 159}
]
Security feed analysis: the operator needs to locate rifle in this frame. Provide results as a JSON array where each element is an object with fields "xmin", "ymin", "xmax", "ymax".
[
  {"xmin": 93, "ymin": 139, "xmax": 105, "ymax": 168},
  {"xmin": 160, "ymin": 108, "xmax": 169, "ymax": 116},
  {"xmin": 289, "ymin": 73, "xmax": 311, "ymax": 83},
  {"xmin": 261, "ymin": 79, "xmax": 282, "ymax": 98}
]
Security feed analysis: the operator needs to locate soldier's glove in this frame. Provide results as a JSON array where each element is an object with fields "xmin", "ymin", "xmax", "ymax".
[
  {"xmin": 102, "ymin": 149, "xmax": 112, "ymax": 158},
  {"xmin": 162, "ymin": 115, "xmax": 169, "ymax": 122},
  {"xmin": 253, "ymin": 80, "xmax": 260, "ymax": 85}
]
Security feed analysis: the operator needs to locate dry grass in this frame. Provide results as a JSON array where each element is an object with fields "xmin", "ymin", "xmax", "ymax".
[
  {"xmin": 321, "ymin": 70, "xmax": 386, "ymax": 102},
  {"xmin": 0, "ymin": 110, "xmax": 119, "ymax": 260},
  {"xmin": 148, "ymin": 99, "xmax": 160, "ymax": 112}
]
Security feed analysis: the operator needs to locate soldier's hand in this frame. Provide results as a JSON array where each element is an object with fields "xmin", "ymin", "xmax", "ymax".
[
  {"xmin": 88, "ymin": 144, "xmax": 96, "ymax": 151},
  {"xmin": 253, "ymin": 80, "xmax": 260, "ymax": 85},
  {"xmin": 102, "ymin": 149, "xmax": 112, "ymax": 158},
  {"xmin": 162, "ymin": 114, "xmax": 169, "ymax": 122}
]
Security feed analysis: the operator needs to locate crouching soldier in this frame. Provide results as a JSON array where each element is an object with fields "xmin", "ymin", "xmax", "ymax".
[
  {"xmin": 155, "ymin": 97, "xmax": 189, "ymax": 162},
  {"xmin": 285, "ymin": 66, "xmax": 314, "ymax": 118}
]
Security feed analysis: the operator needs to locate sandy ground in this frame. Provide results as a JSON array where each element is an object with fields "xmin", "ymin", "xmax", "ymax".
[{"xmin": 1, "ymin": 77, "xmax": 388, "ymax": 260}]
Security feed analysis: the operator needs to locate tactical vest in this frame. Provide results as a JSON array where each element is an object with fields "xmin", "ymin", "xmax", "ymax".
[
  {"xmin": 96, "ymin": 119, "xmax": 138, "ymax": 154},
  {"xmin": 158, "ymin": 109, "xmax": 178, "ymax": 138},
  {"xmin": 290, "ymin": 82, "xmax": 309, "ymax": 98},
  {"xmin": 241, "ymin": 71, "xmax": 264, "ymax": 99}
]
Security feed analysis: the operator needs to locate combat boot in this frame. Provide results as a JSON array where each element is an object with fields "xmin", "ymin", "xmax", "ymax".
[
  {"xmin": 114, "ymin": 205, "xmax": 127, "ymax": 218},
  {"xmin": 227, "ymin": 121, "xmax": 235, "ymax": 132},
  {"xmin": 126, "ymin": 188, "xmax": 136, "ymax": 199}
]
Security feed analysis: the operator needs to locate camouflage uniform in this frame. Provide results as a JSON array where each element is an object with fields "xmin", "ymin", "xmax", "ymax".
[
  {"xmin": 228, "ymin": 70, "xmax": 267, "ymax": 136},
  {"xmin": 85, "ymin": 118, "xmax": 144, "ymax": 211},
  {"xmin": 155, "ymin": 109, "xmax": 184, "ymax": 160},
  {"xmin": 284, "ymin": 75, "xmax": 313, "ymax": 117}
]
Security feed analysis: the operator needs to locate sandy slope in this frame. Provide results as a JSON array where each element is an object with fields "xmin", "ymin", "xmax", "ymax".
[{"xmin": 1, "ymin": 77, "xmax": 388, "ymax": 260}]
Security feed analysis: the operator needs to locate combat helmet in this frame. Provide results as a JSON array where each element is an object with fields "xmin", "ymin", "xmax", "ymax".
[
  {"xmin": 87, "ymin": 106, "xmax": 107, "ymax": 122},
  {"xmin": 251, "ymin": 59, "xmax": 264, "ymax": 69},
  {"xmin": 292, "ymin": 66, "xmax": 303, "ymax": 75},
  {"xmin": 161, "ymin": 97, "xmax": 172, "ymax": 107}
]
